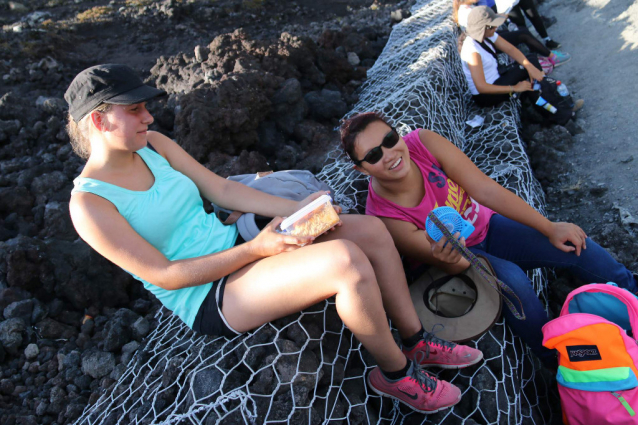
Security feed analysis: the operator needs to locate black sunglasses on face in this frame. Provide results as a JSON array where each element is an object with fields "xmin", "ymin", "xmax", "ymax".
[
  {"xmin": 353, "ymin": 129, "xmax": 400, "ymax": 166},
  {"xmin": 486, "ymin": 25, "xmax": 497, "ymax": 30}
]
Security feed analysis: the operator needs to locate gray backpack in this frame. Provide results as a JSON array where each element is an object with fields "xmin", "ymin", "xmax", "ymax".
[{"xmin": 213, "ymin": 170, "xmax": 333, "ymax": 241}]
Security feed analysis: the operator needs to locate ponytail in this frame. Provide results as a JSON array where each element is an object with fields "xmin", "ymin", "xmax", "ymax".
[{"xmin": 65, "ymin": 103, "xmax": 112, "ymax": 160}]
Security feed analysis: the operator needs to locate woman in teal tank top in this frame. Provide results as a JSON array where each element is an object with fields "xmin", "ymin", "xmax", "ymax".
[{"xmin": 63, "ymin": 64, "xmax": 484, "ymax": 413}]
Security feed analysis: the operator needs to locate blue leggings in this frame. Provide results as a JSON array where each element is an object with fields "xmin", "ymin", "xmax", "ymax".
[{"xmin": 468, "ymin": 214, "xmax": 637, "ymax": 366}]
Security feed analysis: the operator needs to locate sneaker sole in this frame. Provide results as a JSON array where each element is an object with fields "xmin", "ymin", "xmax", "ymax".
[
  {"xmin": 408, "ymin": 351, "xmax": 484, "ymax": 370},
  {"xmin": 367, "ymin": 374, "xmax": 462, "ymax": 414},
  {"xmin": 552, "ymin": 56, "xmax": 571, "ymax": 67}
]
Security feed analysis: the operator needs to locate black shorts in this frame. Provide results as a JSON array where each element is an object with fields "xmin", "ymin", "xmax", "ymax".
[{"xmin": 192, "ymin": 234, "xmax": 245, "ymax": 338}]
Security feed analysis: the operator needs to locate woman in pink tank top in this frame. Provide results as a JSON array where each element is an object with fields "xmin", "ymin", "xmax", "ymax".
[{"xmin": 340, "ymin": 112, "xmax": 637, "ymax": 367}]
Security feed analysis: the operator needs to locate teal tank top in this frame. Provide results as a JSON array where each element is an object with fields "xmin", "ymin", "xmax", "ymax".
[{"xmin": 71, "ymin": 147, "xmax": 239, "ymax": 328}]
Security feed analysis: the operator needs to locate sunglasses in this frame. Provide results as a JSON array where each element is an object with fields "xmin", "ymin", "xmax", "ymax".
[
  {"xmin": 353, "ymin": 129, "xmax": 400, "ymax": 166},
  {"xmin": 486, "ymin": 25, "xmax": 497, "ymax": 30}
]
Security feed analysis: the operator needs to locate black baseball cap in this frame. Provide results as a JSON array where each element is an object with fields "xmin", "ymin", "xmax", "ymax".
[{"xmin": 64, "ymin": 64, "xmax": 166, "ymax": 123}]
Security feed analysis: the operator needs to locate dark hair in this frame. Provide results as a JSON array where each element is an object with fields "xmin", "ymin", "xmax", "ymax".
[{"xmin": 339, "ymin": 112, "xmax": 390, "ymax": 163}]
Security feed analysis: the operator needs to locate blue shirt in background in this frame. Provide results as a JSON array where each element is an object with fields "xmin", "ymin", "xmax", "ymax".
[{"xmin": 477, "ymin": 0, "xmax": 496, "ymax": 7}]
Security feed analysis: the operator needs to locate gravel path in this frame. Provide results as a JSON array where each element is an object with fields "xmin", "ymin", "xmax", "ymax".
[{"xmin": 539, "ymin": 0, "xmax": 638, "ymax": 220}]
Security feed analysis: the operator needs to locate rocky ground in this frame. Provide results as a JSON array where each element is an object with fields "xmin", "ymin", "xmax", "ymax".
[
  {"xmin": 0, "ymin": 0, "xmax": 636, "ymax": 424},
  {"xmin": 540, "ymin": 0, "xmax": 638, "ymax": 224}
]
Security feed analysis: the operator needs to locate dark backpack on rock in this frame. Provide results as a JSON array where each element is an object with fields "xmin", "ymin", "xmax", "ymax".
[
  {"xmin": 532, "ymin": 77, "xmax": 574, "ymax": 126},
  {"xmin": 478, "ymin": 40, "xmax": 573, "ymax": 125}
]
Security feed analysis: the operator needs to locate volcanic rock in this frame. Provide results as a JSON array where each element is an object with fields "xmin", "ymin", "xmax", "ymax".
[
  {"xmin": 24, "ymin": 343, "xmax": 39, "ymax": 360},
  {"xmin": 81, "ymin": 349, "xmax": 115, "ymax": 379},
  {"xmin": 0, "ymin": 187, "xmax": 35, "ymax": 217},
  {"xmin": 3, "ymin": 299, "xmax": 34, "ymax": 324},
  {"xmin": 304, "ymin": 89, "xmax": 347, "ymax": 121},
  {"xmin": 0, "ymin": 317, "xmax": 26, "ymax": 355},
  {"xmin": 131, "ymin": 317, "xmax": 150, "ymax": 341},
  {"xmin": 192, "ymin": 367, "xmax": 224, "ymax": 399},
  {"xmin": 35, "ymin": 318, "xmax": 75, "ymax": 340}
]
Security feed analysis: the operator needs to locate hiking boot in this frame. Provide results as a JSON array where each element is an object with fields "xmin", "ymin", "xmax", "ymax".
[
  {"xmin": 367, "ymin": 361, "xmax": 461, "ymax": 414},
  {"xmin": 545, "ymin": 38, "xmax": 561, "ymax": 49},
  {"xmin": 572, "ymin": 99, "xmax": 585, "ymax": 112},
  {"xmin": 402, "ymin": 331, "xmax": 483, "ymax": 369},
  {"xmin": 550, "ymin": 50, "xmax": 571, "ymax": 67}
]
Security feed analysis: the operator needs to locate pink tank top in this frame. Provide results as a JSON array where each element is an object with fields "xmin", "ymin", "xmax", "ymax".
[{"xmin": 365, "ymin": 129, "xmax": 495, "ymax": 247}]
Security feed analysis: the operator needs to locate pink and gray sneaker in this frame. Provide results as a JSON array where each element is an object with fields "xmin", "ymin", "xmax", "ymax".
[
  {"xmin": 367, "ymin": 361, "xmax": 461, "ymax": 414},
  {"xmin": 402, "ymin": 332, "xmax": 483, "ymax": 369}
]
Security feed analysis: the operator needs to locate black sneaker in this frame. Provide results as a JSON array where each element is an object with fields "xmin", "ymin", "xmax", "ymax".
[{"xmin": 545, "ymin": 38, "xmax": 561, "ymax": 49}]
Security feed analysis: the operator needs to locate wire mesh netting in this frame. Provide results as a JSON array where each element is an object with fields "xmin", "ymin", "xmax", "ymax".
[{"xmin": 75, "ymin": 0, "xmax": 557, "ymax": 423}]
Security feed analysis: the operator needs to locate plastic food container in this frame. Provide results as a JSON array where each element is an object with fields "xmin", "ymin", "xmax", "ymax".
[{"xmin": 279, "ymin": 195, "xmax": 340, "ymax": 238}]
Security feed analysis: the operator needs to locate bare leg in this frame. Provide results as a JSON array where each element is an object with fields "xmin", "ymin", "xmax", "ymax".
[
  {"xmin": 222, "ymin": 239, "xmax": 407, "ymax": 371},
  {"xmin": 317, "ymin": 215, "xmax": 422, "ymax": 339}
]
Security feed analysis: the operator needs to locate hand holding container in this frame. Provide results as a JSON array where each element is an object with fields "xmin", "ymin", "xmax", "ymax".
[{"xmin": 279, "ymin": 195, "xmax": 340, "ymax": 238}]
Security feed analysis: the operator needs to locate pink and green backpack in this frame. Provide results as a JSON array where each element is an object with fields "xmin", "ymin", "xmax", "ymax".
[{"xmin": 542, "ymin": 283, "xmax": 638, "ymax": 424}]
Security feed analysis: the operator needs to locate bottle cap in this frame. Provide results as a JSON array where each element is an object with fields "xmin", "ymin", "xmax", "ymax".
[{"xmin": 556, "ymin": 81, "xmax": 562, "ymax": 85}]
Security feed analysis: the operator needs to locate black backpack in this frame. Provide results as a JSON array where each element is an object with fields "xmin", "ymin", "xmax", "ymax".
[
  {"xmin": 479, "ymin": 40, "xmax": 574, "ymax": 126},
  {"xmin": 532, "ymin": 77, "xmax": 574, "ymax": 126}
]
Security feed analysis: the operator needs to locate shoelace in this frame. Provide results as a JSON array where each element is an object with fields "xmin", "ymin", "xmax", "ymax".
[
  {"xmin": 422, "ymin": 324, "xmax": 456, "ymax": 358},
  {"xmin": 410, "ymin": 352, "xmax": 438, "ymax": 393}
]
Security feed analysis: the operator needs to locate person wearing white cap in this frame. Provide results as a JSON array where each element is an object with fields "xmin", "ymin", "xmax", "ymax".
[
  {"xmin": 460, "ymin": 6, "xmax": 545, "ymax": 107},
  {"xmin": 453, "ymin": 0, "xmax": 571, "ymax": 68}
]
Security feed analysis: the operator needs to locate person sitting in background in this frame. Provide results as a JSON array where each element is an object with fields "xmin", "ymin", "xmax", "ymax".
[
  {"xmin": 65, "ymin": 64, "xmax": 484, "ymax": 415},
  {"xmin": 495, "ymin": 0, "xmax": 560, "ymax": 49},
  {"xmin": 453, "ymin": 0, "xmax": 571, "ymax": 68},
  {"xmin": 339, "ymin": 112, "xmax": 638, "ymax": 368},
  {"xmin": 460, "ymin": 6, "xmax": 546, "ymax": 107}
]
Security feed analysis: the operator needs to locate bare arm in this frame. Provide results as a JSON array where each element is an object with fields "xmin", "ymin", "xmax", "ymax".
[
  {"xmin": 419, "ymin": 129, "xmax": 588, "ymax": 254},
  {"xmin": 147, "ymin": 131, "xmax": 300, "ymax": 217},
  {"xmin": 493, "ymin": 35, "xmax": 545, "ymax": 82},
  {"xmin": 69, "ymin": 193, "xmax": 311, "ymax": 291},
  {"xmin": 467, "ymin": 51, "xmax": 532, "ymax": 95}
]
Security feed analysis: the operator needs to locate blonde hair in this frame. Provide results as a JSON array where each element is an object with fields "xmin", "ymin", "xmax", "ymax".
[{"xmin": 66, "ymin": 103, "xmax": 113, "ymax": 160}]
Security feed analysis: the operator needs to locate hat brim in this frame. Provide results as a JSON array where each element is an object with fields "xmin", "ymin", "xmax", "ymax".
[
  {"xmin": 490, "ymin": 15, "xmax": 507, "ymax": 28},
  {"xmin": 409, "ymin": 257, "xmax": 502, "ymax": 343},
  {"xmin": 106, "ymin": 84, "xmax": 166, "ymax": 105},
  {"xmin": 466, "ymin": 13, "xmax": 507, "ymax": 42}
]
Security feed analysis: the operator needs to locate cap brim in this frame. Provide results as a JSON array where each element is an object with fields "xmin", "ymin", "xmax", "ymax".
[
  {"xmin": 106, "ymin": 84, "xmax": 166, "ymax": 105},
  {"xmin": 466, "ymin": 12, "xmax": 508, "ymax": 42},
  {"xmin": 490, "ymin": 15, "xmax": 507, "ymax": 27}
]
